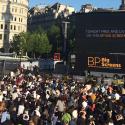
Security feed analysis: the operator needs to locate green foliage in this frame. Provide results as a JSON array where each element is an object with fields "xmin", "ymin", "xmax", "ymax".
[
  {"xmin": 12, "ymin": 28, "xmax": 52, "ymax": 57},
  {"xmin": 48, "ymin": 25, "xmax": 60, "ymax": 39},
  {"xmin": 30, "ymin": 32, "xmax": 52, "ymax": 54},
  {"xmin": 47, "ymin": 25, "xmax": 62, "ymax": 53},
  {"xmin": 12, "ymin": 32, "xmax": 26, "ymax": 54},
  {"xmin": 67, "ymin": 24, "xmax": 76, "ymax": 53}
]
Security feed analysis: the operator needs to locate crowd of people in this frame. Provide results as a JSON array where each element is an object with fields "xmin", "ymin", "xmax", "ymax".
[{"xmin": 0, "ymin": 66, "xmax": 125, "ymax": 125}]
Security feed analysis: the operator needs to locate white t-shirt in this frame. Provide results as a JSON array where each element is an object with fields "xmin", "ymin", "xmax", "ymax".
[
  {"xmin": 17, "ymin": 105, "xmax": 25, "ymax": 116},
  {"xmin": 0, "ymin": 94, "xmax": 3, "ymax": 101},
  {"xmin": 12, "ymin": 92, "xmax": 18, "ymax": 100},
  {"xmin": 1, "ymin": 111, "xmax": 10, "ymax": 123},
  {"xmin": 56, "ymin": 100, "xmax": 65, "ymax": 112}
]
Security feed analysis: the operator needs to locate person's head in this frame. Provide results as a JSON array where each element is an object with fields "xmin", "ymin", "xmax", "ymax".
[
  {"xmin": 12, "ymin": 107, "xmax": 16, "ymax": 112},
  {"xmin": 0, "ymin": 102, "xmax": 6, "ymax": 114}
]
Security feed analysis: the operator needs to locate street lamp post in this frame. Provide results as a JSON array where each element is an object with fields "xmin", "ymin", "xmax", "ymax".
[
  {"xmin": 62, "ymin": 21, "xmax": 70, "ymax": 75},
  {"xmin": 62, "ymin": 21, "xmax": 70, "ymax": 56}
]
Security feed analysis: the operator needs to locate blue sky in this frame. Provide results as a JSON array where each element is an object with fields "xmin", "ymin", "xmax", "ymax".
[{"xmin": 29, "ymin": 0, "xmax": 121, "ymax": 11}]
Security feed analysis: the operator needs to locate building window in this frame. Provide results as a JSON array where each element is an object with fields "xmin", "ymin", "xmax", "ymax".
[
  {"xmin": 1, "ymin": 15, "xmax": 4, "ymax": 20},
  {"xmin": 0, "ymin": 34, "xmax": 2, "ymax": 40},
  {"xmin": 18, "ymin": 26, "xmax": 20, "ymax": 31},
  {"xmin": 11, "ymin": 25, "xmax": 13, "ymax": 30},
  {"xmin": 5, "ymin": 24, "xmax": 8, "ymax": 30},
  {"xmin": 19, "ymin": 18, "xmax": 20, "ymax": 22},
  {"xmin": 4, "ymin": 34, "xmax": 7, "ymax": 40},
  {"xmin": 21, "ymin": 18, "xmax": 23, "ymax": 22},
  {"xmin": 14, "ymin": 25, "xmax": 16, "ymax": 30},
  {"xmin": 1, "ymin": 24, "xmax": 3, "ymax": 29},
  {"xmin": 15, "ymin": 8, "xmax": 17, "ymax": 13},
  {"xmin": 14, "ymin": 17, "xmax": 16, "ymax": 21},
  {"xmin": 12, "ymin": 8, "xmax": 14, "ymax": 12},
  {"xmin": 20, "ymin": 8, "xmax": 21, "ymax": 13}
]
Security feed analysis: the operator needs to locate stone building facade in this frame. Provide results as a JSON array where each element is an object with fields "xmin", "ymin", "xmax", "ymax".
[
  {"xmin": 28, "ymin": 3, "xmax": 75, "ymax": 31},
  {"xmin": 0, "ymin": 0, "xmax": 28, "ymax": 52}
]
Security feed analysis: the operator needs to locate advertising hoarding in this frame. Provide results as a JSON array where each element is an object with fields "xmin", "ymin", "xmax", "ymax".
[{"xmin": 75, "ymin": 12, "xmax": 125, "ymax": 74}]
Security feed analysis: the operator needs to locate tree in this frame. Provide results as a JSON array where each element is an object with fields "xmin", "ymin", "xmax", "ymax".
[
  {"xmin": 12, "ymin": 32, "xmax": 25, "ymax": 55},
  {"xmin": 47, "ymin": 25, "xmax": 62, "ymax": 54},
  {"xmin": 67, "ymin": 23, "xmax": 76, "ymax": 53},
  {"xmin": 29, "ymin": 32, "xmax": 52, "ymax": 57},
  {"xmin": 12, "ymin": 32, "xmax": 32, "ymax": 55},
  {"xmin": 12, "ymin": 29, "xmax": 52, "ymax": 58}
]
